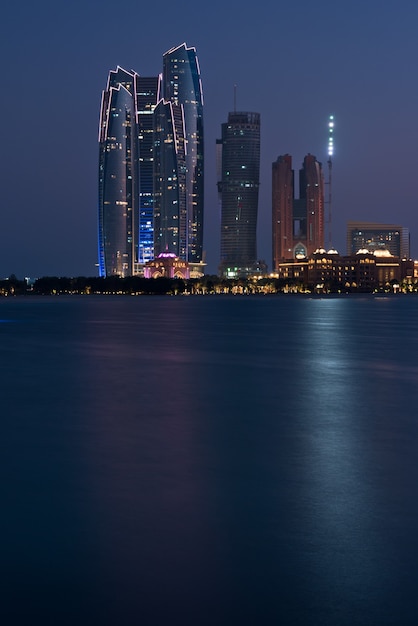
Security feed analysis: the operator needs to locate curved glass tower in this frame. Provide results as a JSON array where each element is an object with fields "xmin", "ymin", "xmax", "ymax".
[
  {"xmin": 136, "ymin": 76, "xmax": 161, "ymax": 264},
  {"xmin": 153, "ymin": 99, "xmax": 187, "ymax": 257},
  {"xmin": 98, "ymin": 67, "xmax": 137, "ymax": 277},
  {"xmin": 160, "ymin": 43, "xmax": 204, "ymax": 262},
  {"xmin": 98, "ymin": 44, "xmax": 203, "ymax": 275}
]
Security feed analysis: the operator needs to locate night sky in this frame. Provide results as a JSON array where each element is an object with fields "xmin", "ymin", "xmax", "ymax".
[{"xmin": 2, "ymin": 0, "xmax": 417, "ymax": 278}]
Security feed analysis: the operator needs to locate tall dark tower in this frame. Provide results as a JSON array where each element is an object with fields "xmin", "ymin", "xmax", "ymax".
[
  {"xmin": 218, "ymin": 111, "xmax": 260, "ymax": 277},
  {"xmin": 272, "ymin": 154, "xmax": 294, "ymax": 266},
  {"xmin": 272, "ymin": 153, "xmax": 324, "ymax": 270},
  {"xmin": 299, "ymin": 154, "xmax": 325, "ymax": 255}
]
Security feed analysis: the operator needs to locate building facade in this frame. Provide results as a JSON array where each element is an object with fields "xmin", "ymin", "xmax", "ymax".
[
  {"xmin": 346, "ymin": 222, "xmax": 410, "ymax": 259},
  {"xmin": 144, "ymin": 252, "xmax": 190, "ymax": 279},
  {"xmin": 98, "ymin": 67, "xmax": 138, "ymax": 277},
  {"xmin": 275, "ymin": 249, "xmax": 414, "ymax": 292},
  {"xmin": 136, "ymin": 76, "xmax": 161, "ymax": 265},
  {"xmin": 98, "ymin": 43, "xmax": 204, "ymax": 277},
  {"xmin": 272, "ymin": 154, "xmax": 325, "ymax": 270},
  {"xmin": 156, "ymin": 43, "xmax": 204, "ymax": 263},
  {"xmin": 218, "ymin": 112, "xmax": 261, "ymax": 277},
  {"xmin": 153, "ymin": 99, "xmax": 187, "ymax": 258}
]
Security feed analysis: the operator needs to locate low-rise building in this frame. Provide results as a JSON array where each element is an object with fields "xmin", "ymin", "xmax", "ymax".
[
  {"xmin": 144, "ymin": 253, "xmax": 190, "ymax": 279},
  {"xmin": 275, "ymin": 248, "xmax": 413, "ymax": 291}
]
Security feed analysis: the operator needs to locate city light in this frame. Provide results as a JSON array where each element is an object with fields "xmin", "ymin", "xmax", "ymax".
[{"xmin": 328, "ymin": 115, "xmax": 334, "ymax": 157}]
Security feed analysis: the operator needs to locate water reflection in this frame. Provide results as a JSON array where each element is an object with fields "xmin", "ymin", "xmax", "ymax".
[
  {"xmin": 75, "ymin": 298, "xmax": 222, "ymax": 620},
  {"xmin": 287, "ymin": 297, "xmax": 418, "ymax": 624},
  {"xmin": 288, "ymin": 299, "xmax": 384, "ymax": 619},
  {"xmin": 72, "ymin": 296, "xmax": 418, "ymax": 624},
  {"xmin": 3, "ymin": 296, "xmax": 418, "ymax": 624}
]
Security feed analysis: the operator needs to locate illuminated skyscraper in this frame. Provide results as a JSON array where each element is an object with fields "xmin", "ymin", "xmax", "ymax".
[
  {"xmin": 153, "ymin": 99, "xmax": 187, "ymax": 257},
  {"xmin": 98, "ymin": 68, "xmax": 160, "ymax": 276},
  {"xmin": 99, "ymin": 44, "xmax": 204, "ymax": 276},
  {"xmin": 155, "ymin": 43, "xmax": 204, "ymax": 262},
  {"xmin": 98, "ymin": 67, "xmax": 138, "ymax": 277},
  {"xmin": 136, "ymin": 76, "xmax": 161, "ymax": 264},
  {"xmin": 218, "ymin": 111, "xmax": 260, "ymax": 277},
  {"xmin": 272, "ymin": 154, "xmax": 324, "ymax": 270}
]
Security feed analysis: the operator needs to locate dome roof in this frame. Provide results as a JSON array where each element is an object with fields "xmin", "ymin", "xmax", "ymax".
[
  {"xmin": 373, "ymin": 248, "xmax": 393, "ymax": 258},
  {"xmin": 157, "ymin": 252, "xmax": 177, "ymax": 259}
]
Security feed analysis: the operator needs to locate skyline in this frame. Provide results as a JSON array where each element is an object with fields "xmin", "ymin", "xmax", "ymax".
[{"xmin": 1, "ymin": 1, "xmax": 418, "ymax": 278}]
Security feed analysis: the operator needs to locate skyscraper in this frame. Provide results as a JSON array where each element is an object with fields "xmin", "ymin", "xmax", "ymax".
[
  {"xmin": 272, "ymin": 154, "xmax": 293, "ymax": 269},
  {"xmin": 136, "ymin": 76, "xmax": 161, "ymax": 265},
  {"xmin": 98, "ymin": 67, "xmax": 160, "ymax": 277},
  {"xmin": 153, "ymin": 99, "xmax": 187, "ymax": 257},
  {"xmin": 98, "ymin": 67, "xmax": 138, "ymax": 277},
  {"xmin": 98, "ymin": 43, "xmax": 203, "ymax": 277},
  {"xmin": 272, "ymin": 153, "xmax": 324, "ymax": 270},
  {"xmin": 218, "ymin": 111, "xmax": 261, "ymax": 277},
  {"xmin": 154, "ymin": 43, "xmax": 204, "ymax": 262}
]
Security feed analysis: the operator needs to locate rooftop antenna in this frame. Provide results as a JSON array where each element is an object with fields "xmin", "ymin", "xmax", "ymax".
[
  {"xmin": 234, "ymin": 84, "xmax": 237, "ymax": 112},
  {"xmin": 327, "ymin": 115, "xmax": 334, "ymax": 248}
]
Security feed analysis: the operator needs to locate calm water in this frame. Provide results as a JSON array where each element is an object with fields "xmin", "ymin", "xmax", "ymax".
[{"xmin": 2, "ymin": 294, "xmax": 418, "ymax": 625}]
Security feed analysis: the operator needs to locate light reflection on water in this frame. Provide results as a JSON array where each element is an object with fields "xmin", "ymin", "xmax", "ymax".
[
  {"xmin": 2, "ymin": 295, "xmax": 418, "ymax": 625},
  {"xmin": 293, "ymin": 299, "xmax": 387, "ymax": 613}
]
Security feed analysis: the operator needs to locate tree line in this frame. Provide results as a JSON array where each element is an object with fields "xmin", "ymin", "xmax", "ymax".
[{"xmin": 1, "ymin": 274, "xmax": 417, "ymax": 296}]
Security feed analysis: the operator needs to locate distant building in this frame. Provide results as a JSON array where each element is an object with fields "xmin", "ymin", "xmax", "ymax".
[
  {"xmin": 272, "ymin": 154, "xmax": 324, "ymax": 270},
  {"xmin": 218, "ymin": 112, "xmax": 261, "ymax": 277},
  {"xmin": 274, "ymin": 248, "xmax": 414, "ymax": 291},
  {"xmin": 347, "ymin": 222, "xmax": 410, "ymax": 258},
  {"xmin": 144, "ymin": 252, "xmax": 190, "ymax": 279}
]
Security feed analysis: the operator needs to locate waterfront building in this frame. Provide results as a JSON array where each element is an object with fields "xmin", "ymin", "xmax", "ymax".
[
  {"xmin": 272, "ymin": 154, "xmax": 325, "ymax": 269},
  {"xmin": 346, "ymin": 222, "xmax": 410, "ymax": 259},
  {"xmin": 144, "ymin": 252, "xmax": 190, "ymax": 279},
  {"xmin": 153, "ymin": 99, "xmax": 187, "ymax": 259},
  {"xmin": 98, "ymin": 67, "xmax": 138, "ymax": 277},
  {"xmin": 274, "ymin": 248, "xmax": 414, "ymax": 292},
  {"xmin": 218, "ymin": 111, "xmax": 261, "ymax": 277},
  {"xmin": 98, "ymin": 43, "xmax": 203, "ymax": 277},
  {"xmin": 156, "ymin": 43, "xmax": 204, "ymax": 263},
  {"xmin": 272, "ymin": 154, "xmax": 293, "ymax": 267},
  {"xmin": 136, "ymin": 76, "xmax": 161, "ymax": 265}
]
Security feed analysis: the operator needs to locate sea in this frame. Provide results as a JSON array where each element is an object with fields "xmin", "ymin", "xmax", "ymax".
[{"xmin": 2, "ymin": 294, "xmax": 418, "ymax": 625}]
